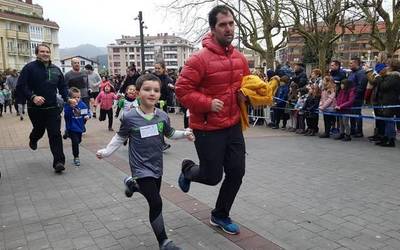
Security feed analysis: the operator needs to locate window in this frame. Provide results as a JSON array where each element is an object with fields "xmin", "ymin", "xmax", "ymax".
[
  {"xmin": 113, "ymin": 48, "xmax": 120, "ymax": 53},
  {"xmin": 80, "ymin": 60, "xmax": 85, "ymax": 66},
  {"xmin": 129, "ymin": 47, "xmax": 135, "ymax": 52},
  {"xmin": 114, "ymin": 62, "xmax": 121, "ymax": 67},
  {"xmin": 129, "ymin": 55, "xmax": 135, "ymax": 60},
  {"xmin": 113, "ymin": 54, "xmax": 120, "ymax": 60}
]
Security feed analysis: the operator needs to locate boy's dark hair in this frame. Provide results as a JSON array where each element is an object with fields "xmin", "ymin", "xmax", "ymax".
[
  {"xmin": 331, "ymin": 60, "xmax": 341, "ymax": 68},
  {"xmin": 84, "ymin": 64, "xmax": 93, "ymax": 71},
  {"xmin": 350, "ymin": 57, "xmax": 361, "ymax": 66},
  {"xmin": 124, "ymin": 83, "xmax": 137, "ymax": 93},
  {"xmin": 208, "ymin": 5, "xmax": 234, "ymax": 29},
  {"xmin": 340, "ymin": 79, "xmax": 353, "ymax": 90},
  {"xmin": 69, "ymin": 87, "xmax": 80, "ymax": 97},
  {"xmin": 135, "ymin": 73, "xmax": 161, "ymax": 90},
  {"xmin": 35, "ymin": 43, "xmax": 51, "ymax": 55}
]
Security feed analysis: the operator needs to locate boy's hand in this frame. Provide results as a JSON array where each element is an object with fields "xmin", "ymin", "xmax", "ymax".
[
  {"xmin": 85, "ymin": 116, "xmax": 90, "ymax": 121},
  {"xmin": 96, "ymin": 149, "xmax": 105, "ymax": 159},
  {"xmin": 184, "ymin": 128, "xmax": 195, "ymax": 141},
  {"xmin": 68, "ymin": 98, "xmax": 77, "ymax": 107}
]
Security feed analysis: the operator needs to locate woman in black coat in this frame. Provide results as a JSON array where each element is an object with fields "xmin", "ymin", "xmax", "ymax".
[
  {"xmin": 154, "ymin": 62, "xmax": 174, "ymax": 113},
  {"xmin": 374, "ymin": 60, "xmax": 400, "ymax": 147}
]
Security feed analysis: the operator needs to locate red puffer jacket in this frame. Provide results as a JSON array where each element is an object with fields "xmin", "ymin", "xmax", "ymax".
[{"xmin": 175, "ymin": 33, "xmax": 250, "ymax": 131}]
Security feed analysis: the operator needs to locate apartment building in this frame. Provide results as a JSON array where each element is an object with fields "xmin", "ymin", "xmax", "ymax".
[
  {"xmin": 107, "ymin": 33, "xmax": 195, "ymax": 75},
  {"xmin": 0, "ymin": 0, "xmax": 60, "ymax": 71},
  {"xmin": 276, "ymin": 21, "xmax": 400, "ymax": 67}
]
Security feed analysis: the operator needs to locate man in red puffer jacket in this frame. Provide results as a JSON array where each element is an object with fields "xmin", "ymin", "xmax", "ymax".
[{"xmin": 175, "ymin": 5, "xmax": 250, "ymax": 235}]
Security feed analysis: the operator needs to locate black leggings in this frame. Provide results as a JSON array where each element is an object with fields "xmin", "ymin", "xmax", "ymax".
[
  {"xmin": 136, "ymin": 177, "xmax": 167, "ymax": 245},
  {"xmin": 99, "ymin": 108, "xmax": 113, "ymax": 129},
  {"xmin": 69, "ymin": 131, "xmax": 82, "ymax": 158}
]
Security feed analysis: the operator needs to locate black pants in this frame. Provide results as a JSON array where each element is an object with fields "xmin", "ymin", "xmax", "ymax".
[
  {"xmin": 99, "ymin": 108, "xmax": 113, "ymax": 129},
  {"xmin": 274, "ymin": 107, "xmax": 287, "ymax": 127},
  {"xmin": 69, "ymin": 131, "xmax": 82, "ymax": 158},
  {"xmin": 184, "ymin": 123, "xmax": 245, "ymax": 218},
  {"xmin": 297, "ymin": 114, "xmax": 305, "ymax": 130},
  {"xmin": 136, "ymin": 177, "xmax": 167, "ymax": 245},
  {"xmin": 323, "ymin": 114, "xmax": 335, "ymax": 134},
  {"xmin": 306, "ymin": 114, "xmax": 319, "ymax": 132},
  {"xmin": 0, "ymin": 104, "xmax": 3, "ymax": 116},
  {"xmin": 28, "ymin": 107, "xmax": 65, "ymax": 168},
  {"xmin": 350, "ymin": 105, "xmax": 363, "ymax": 134},
  {"xmin": 4, "ymin": 100, "xmax": 12, "ymax": 113}
]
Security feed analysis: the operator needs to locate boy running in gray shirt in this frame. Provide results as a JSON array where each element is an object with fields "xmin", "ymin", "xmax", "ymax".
[{"xmin": 96, "ymin": 74, "xmax": 194, "ymax": 250}]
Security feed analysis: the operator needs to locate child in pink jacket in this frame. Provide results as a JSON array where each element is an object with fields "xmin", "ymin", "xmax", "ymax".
[
  {"xmin": 319, "ymin": 76, "xmax": 337, "ymax": 138},
  {"xmin": 334, "ymin": 79, "xmax": 356, "ymax": 141},
  {"xmin": 95, "ymin": 84, "xmax": 118, "ymax": 131}
]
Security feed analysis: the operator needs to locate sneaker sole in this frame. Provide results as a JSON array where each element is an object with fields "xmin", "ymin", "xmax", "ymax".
[{"xmin": 209, "ymin": 219, "xmax": 239, "ymax": 235}]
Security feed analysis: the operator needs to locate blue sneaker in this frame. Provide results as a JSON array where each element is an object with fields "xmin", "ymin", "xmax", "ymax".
[
  {"xmin": 210, "ymin": 215, "xmax": 240, "ymax": 235},
  {"xmin": 178, "ymin": 159, "xmax": 194, "ymax": 193}
]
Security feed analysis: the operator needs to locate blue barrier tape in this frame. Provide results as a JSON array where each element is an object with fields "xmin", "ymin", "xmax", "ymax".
[
  {"xmin": 263, "ymin": 106, "xmax": 400, "ymax": 122},
  {"xmin": 272, "ymin": 96, "xmax": 400, "ymax": 110}
]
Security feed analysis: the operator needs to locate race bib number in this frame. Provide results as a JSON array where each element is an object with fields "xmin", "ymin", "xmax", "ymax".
[
  {"xmin": 80, "ymin": 108, "xmax": 88, "ymax": 115},
  {"xmin": 139, "ymin": 124, "xmax": 159, "ymax": 138}
]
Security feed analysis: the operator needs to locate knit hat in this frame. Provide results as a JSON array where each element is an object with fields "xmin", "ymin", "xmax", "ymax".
[
  {"xmin": 266, "ymin": 69, "xmax": 275, "ymax": 79},
  {"xmin": 374, "ymin": 63, "xmax": 386, "ymax": 74}
]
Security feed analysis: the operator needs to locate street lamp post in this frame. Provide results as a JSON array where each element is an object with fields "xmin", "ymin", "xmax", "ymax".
[
  {"xmin": 137, "ymin": 11, "xmax": 145, "ymax": 73},
  {"xmin": 238, "ymin": 0, "xmax": 241, "ymax": 51}
]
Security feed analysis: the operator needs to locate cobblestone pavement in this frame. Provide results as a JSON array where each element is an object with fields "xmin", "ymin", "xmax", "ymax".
[{"xmin": 1, "ymin": 111, "xmax": 399, "ymax": 250}]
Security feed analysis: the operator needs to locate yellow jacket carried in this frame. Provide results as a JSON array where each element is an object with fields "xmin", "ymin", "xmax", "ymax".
[{"xmin": 239, "ymin": 75, "xmax": 279, "ymax": 130}]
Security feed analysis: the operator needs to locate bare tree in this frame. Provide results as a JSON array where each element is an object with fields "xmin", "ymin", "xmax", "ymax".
[
  {"xmin": 359, "ymin": 0, "xmax": 400, "ymax": 58},
  {"xmin": 165, "ymin": 0, "xmax": 288, "ymax": 68},
  {"xmin": 285, "ymin": 0, "xmax": 358, "ymax": 72}
]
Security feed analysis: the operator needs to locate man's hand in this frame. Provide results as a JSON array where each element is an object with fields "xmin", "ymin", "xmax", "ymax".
[
  {"xmin": 335, "ymin": 106, "xmax": 341, "ymax": 110},
  {"xmin": 33, "ymin": 96, "xmax": 45, "ymax": 106},
  {"xmin": 211, "ymin": 99, "xmax": 224, "ymax": 112}
]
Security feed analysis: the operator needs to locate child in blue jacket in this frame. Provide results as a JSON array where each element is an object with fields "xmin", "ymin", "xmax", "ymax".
[
  {"xmin": 272, "ymin": 75, "xmax": 290, "ymax": 129},
  {"xmin": 64, "ymin": 87, "xmax": 91, "ymax": 166}
]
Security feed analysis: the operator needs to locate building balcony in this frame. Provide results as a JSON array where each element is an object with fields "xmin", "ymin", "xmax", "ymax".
[
  {"xmin": 144, "ymin": 51, "xmax": 154, "ymax": 54},
  {"xmin": 8, "ymin": 49, "xmax": 18, "ymax": 55},
  {"xmin": 18, "ymin": 49, "xmax": 31, "ymax": 56},
  {"xmin": 6, "ymin": 30, "xmax": 17, "ymax": 39},
  {"xmin": 163, "ymin": 58, "xmax": 177, "ymax": 61},
  {"xmin": 163, "ymin": 50, "xmax": 177, "ymax": 54},
  {"xmin": 17, "ymin": 31, "xmax": 29, "ymax": 40},
  {"xmin": 43, "ymin": 35, "xmax": 52, "ymax": 43}
]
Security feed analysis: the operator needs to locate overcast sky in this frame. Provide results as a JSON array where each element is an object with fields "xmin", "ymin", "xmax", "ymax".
[{"xmin": 34, "ymin": 0, "xmax": 191, "ymax": 48}]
